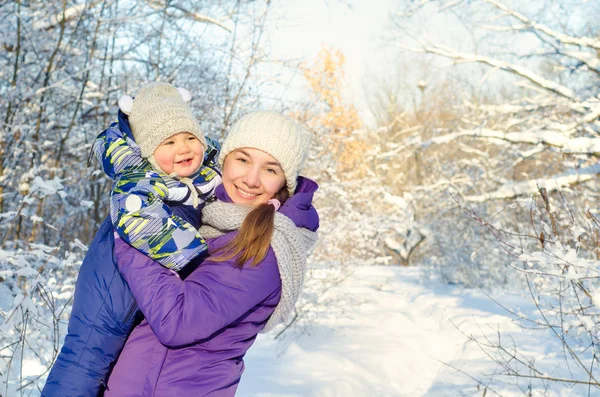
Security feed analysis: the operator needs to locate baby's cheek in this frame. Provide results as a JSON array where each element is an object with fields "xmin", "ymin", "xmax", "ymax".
[
  {"xmin": 153, "ymin": 151, "xmax": 172, "ymax": 173},
  {"xmin": 194, "ymin": 144, "xmax": 205, "ymax": 160}
]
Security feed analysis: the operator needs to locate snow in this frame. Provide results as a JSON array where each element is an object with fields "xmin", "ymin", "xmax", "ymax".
[
  {"xmin": 3, "ymin": 0, "xmax": 599, "ymax": 394},
  {"xmin": 465, "ymin": 163, "xmax": 600, "ymax": 202},
  {"xmin": 71, "ymin": 238, "xmax": 89, "ymax": 252},
  {"xmin": 0, "ymin": 283, "xmax": 13, "ymax": 312},
  {"xmin": 237, "ymin": 266, "xmax": 577, "ymax": 396},
  {"xmin": 5, "ymin": 265, "xmax": 591, "ymax": 396},
  {"xmin": 80, "ymin": 200, "xmax": 94, "ymax": 208},
  {"xmin": 29, "ymin": 176, "xmax": 64, "ymax": 197}
]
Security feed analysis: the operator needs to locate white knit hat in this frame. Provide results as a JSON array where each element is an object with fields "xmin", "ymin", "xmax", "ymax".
[
  {"xmin": 118, "ymin": 82, "xmax": 207, "ymax": 158},
  {"xmin": 219, "ymin": 111, "xmax": 312, "ymax": 195}
]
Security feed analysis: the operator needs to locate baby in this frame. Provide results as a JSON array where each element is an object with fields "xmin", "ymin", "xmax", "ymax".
[{"xmin": 96, "ymin": 82, "xmax": 221, "ymax": 270}]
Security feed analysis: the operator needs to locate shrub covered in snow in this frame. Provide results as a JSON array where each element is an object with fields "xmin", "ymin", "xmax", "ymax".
[{"xmin": 0, "ymin": 177, "xmax": 84, "ymax": 395}]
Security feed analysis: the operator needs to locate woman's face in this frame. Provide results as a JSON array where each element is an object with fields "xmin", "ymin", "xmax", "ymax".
[{"xmin": 222, "ymin": 148, "xmax": 286, "ymax": 206}]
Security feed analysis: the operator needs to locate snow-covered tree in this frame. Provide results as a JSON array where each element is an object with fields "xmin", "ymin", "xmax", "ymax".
[
  {"xmin": 0, "ymin": 1, "xmax": 280, "ymax": 393},
  {"xmin": 296, "ymin": 47, "xmax": 420, "ymax": 267},
  {"xmin": 383, "ymin": 0, "xmax": 600, "ymax": 392},
  {"xmin": 371, "ymin": 0, "xmax": 600, "ymax": 285}
]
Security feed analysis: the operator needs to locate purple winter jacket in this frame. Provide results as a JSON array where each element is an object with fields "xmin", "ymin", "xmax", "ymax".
[{"xmin": 104, "ymin": 178, "xmax": 319, "ymax": 396}]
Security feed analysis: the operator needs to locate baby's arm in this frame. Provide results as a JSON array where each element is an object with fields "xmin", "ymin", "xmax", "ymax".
[
  {"xmin": 93, "ymin": 123, "xmax": 213, "ymax": 271},
  {"xmin": 93, "ymin": 122, "xmax": 153, "ymax": 177}
]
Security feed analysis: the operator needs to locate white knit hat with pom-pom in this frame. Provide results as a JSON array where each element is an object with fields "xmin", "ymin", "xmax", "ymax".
[
  {"xmin": 219, "ymin": 111, "xmax": 312, "ymax": 195},
  {"xmin": 118, "ymin": 82, "xmax": 207, "ymax": 159}
]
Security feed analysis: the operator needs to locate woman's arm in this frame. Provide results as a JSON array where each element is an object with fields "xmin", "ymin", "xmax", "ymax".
[{"xmin": 113, "ymin": 236, "xmax": 281, "ymax": 347}]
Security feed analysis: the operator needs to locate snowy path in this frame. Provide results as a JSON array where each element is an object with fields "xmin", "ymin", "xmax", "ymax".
[{"xmin": 238, "ymin": 266, "xmax": 555, "ymax": 397}]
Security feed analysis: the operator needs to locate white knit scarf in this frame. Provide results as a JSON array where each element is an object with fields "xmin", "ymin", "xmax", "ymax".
[{"xmin": 198, "ymin": 200, "xmax": 318, "ymax": 332}]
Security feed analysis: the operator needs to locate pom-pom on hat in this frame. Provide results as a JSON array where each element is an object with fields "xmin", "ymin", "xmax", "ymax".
[
  {"xmin": 118, "ymin": 82, "xmax": 207, "ymax": 158},
  {"xmin": 219, "ymin": 111, "xmax": 312, "ymax": 195}
]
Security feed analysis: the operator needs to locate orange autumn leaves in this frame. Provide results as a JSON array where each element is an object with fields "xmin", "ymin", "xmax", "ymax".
[{"xmin": 295, "ymin": 48, "xmax": 368, "ymax": 177}]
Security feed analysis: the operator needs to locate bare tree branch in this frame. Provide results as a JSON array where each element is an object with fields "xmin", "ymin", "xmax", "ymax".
[
  {"xmin": 464, "ymin": 163, "xmax": 600, "ymax": 202},
  {"xmin": 146, "ymin": 0, "xmax": 232, "ymax": 32},
  {"xmin": 483, "ymin": 0, "xmax": 600, "ymax": 51},
  {"xmin": 382, "ymin": 126, "xmax": 600, "ymax": 159},
  {"xmin": 400, "ymin": 44, "xmax": 576, "ymax": 100},
  {"xmin": 33, "ymin": 0, "xmax": 105, "ymax": 31}
]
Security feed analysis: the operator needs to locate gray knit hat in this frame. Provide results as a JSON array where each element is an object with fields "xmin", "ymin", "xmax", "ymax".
[
  {"xmin": 118, "ymin": 82, "xmax": 207, "ymax": 158},
  {"xmin": 219, "ymin": 111, "xmax": 312, "ymax": 195}
]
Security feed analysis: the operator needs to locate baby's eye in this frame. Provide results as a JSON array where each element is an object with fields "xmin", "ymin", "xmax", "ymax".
[
  {"xmin": 187, "ymin": 136, "xmax": 198, "ymax": 141},
  {"xmin": 163, "ymin": 140, "xmax": 175, "ymax": 146}
]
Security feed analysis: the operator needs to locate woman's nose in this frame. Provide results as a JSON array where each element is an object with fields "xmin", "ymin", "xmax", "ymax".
[{"xmin": 243, "ymin": 168, "xmax": 260, "ymax": 188}]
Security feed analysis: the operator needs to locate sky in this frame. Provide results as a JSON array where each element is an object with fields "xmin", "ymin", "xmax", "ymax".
[
  {"xmin": 259, "ymin": 0, "xmax": 600, "ymax": 127},
  {"xmin": 263, "ymin": 0, "xmax": 398, "ymax": 123},
  {"xmin": 260, "ymin": 0, "xmax": 532, "ymax": 125},
  {"xmin": 267, "ymin": 0, "xmax": 396, "ymax": 80}
]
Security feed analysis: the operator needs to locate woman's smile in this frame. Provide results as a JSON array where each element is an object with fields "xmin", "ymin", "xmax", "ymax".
[{"xmin": 235, "ymin": 186, "xmax": 259, "ymax": 199}]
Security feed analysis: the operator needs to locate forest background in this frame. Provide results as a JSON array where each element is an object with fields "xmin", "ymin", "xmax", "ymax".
[{"xmin": 1, "ymin": 0, "xmax": 600, "ymax": 395}]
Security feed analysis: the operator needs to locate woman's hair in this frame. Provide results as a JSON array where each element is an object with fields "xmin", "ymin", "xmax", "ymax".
[{"xmin": 211, "ymin": 186, "xmax": 290, "ymax": 268}]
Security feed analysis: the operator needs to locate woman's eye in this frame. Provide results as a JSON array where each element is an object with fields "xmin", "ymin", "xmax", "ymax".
[
  {"xmin": 237, "ymin": 157, "xmax": 248, "ymax": 163},
  {"xmin": 266, "ymin": 168, "xmax": 277, "ymax": 174}
]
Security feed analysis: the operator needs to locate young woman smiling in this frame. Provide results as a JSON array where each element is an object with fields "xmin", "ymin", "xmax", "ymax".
[
  {"xmin": 222, "ymin": 148, "xmax": 286, "ymax": 206},
  {"xmin": 103, "ymin": 111, "xmax": 319, "ymax": 396}
]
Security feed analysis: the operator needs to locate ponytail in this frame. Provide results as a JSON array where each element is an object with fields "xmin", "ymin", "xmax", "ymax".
[{"xmin": 212, "ymin": 187, "xmax": 290, "ymax": 268}]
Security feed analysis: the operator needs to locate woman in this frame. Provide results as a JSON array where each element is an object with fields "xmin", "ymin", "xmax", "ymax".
[{"xmin": 104, "ymin": 110, "xmax": 319, "ymax": 396}]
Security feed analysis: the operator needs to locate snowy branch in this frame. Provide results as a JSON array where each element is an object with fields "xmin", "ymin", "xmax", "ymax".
[
  {"xmin": 383, "ymin": 128, "xmax": 600, "ymax": 158},
  {"xmin": 400, "ymin": 44, "xmax": 576, "ymax": 100},
  {"xmin": 464, "ymin": 163, "xmax": 600, "ymax": 202},
  {"xmin": 146, "ymin": 1, "xmax": 232, "ymax": 32},
  {"xmin": 562, "ymin": 50, "xmax": 600, "ymax": 75},
  {"xmin": 483, "ymin": 0, "xmax": 600, "ymax": 51},
  {"xmin": 33, "ymin": 1, "xmax": 104, "ymax": 31}
]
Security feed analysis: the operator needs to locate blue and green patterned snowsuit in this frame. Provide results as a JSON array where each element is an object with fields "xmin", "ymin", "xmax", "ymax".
[{"xmin": 92, "ymin": 120, "xmax": 221, "ymax": 270}]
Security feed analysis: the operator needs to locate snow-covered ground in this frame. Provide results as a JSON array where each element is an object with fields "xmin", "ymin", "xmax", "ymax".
[
  {"xmin": 238, "ymin": 266, "xmax": 581, "ymax": 397},
  {"xmin": 8, "ymin": 265, "xmax": 588, "ymax": 396}
]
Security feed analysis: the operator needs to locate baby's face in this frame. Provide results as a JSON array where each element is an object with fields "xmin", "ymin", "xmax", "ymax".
[{"xmin": 153, "ymin": 132, "xmax": 204, "ymax": 177}]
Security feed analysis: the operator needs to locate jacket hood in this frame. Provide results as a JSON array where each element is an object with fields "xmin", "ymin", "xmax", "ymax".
[{"xmin": 118, "ymin": 109, "xmax": 136, "ymax": 141}]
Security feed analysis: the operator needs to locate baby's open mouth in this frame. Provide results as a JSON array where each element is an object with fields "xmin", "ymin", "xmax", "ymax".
[{"xmin": 177, "ymin": 158, "xmax": 193, "ymax": 165}]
